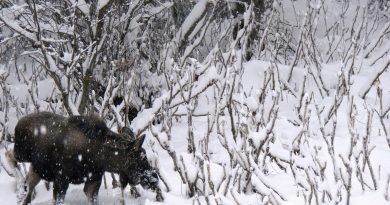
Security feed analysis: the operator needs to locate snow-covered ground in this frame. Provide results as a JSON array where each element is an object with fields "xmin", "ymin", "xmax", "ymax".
[
  {"xmin": 1, "ymin": 0, "xmax": 390, "ymax": 204},
  {"xmin": 1, "ymin": 58, "xmax": 390, "ymax": 204}
]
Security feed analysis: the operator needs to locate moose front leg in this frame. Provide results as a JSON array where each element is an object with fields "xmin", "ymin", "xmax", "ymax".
[
  {"xmin": 84, "ymin": 178, "xmax": 102, "ymax": 205},
  {"xmin": 53, "ymin": 179, "xmax": 69, "ymax": 204},
  {"xmin": 21, "ymin": 166, "xmax": 41, "ymax": 205}
]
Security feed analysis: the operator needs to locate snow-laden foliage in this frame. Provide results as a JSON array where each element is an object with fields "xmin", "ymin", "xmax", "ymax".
[{"xmin": 1, "ymin": 0, "xmax": 390, "ymax": 204}]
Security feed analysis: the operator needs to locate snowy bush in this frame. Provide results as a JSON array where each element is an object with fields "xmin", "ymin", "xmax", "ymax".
[{"xmin": 1, "ymin": 0, "xmax": 390, "ymax": 204}]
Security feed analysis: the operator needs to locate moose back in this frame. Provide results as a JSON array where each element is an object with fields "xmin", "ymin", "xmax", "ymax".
[{"xmin": 9, "ymin": 112, "xmax": 158, "ymax": 204}]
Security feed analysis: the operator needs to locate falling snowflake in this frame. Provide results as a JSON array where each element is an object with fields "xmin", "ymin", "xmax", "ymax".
[
  {"xmin": 40, "ymin": 125, "xmax": 47, "ymax": 135},
  {"xmin": 34, "ymin": 128, "xmax": 39, "ymax": 136}
]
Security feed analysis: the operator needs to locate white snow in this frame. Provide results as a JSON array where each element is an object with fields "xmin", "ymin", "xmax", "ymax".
[
  {"xmin": 0, "ymin": 16, "xmax": 38, "ymax": 43},
  {"xmin": 97, "ymin": 0, "xmax": 111, "ymax": 13},
  {"xmin": 40, "ymin": 125, "xmax": 47, "ymax": 135},
  {"xmin": 358, "ymin": 59, "xmax": 390, "ymax": 98},
  {"xmin": 34, "ymin": 128, "xmax": 39, "ymax": 136},
  {"xmin": 2, "ymin": 55, "xmax": 390, "ymax": 203},
  {"xmin": 1, "ymin": 0, "xmax": 390, "ymax": 204},
  {"xmin": 175, "ymin": 0, "xmax": 208, "ymax": 43}
]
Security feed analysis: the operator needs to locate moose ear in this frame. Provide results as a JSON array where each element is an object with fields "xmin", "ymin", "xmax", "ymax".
[
  {"xmin": 133, "ymin": 134, "xmax": 146, "ymax": 151},
  {"xmin": 120, "ymin": 127, "xmax": 135, "ymax": 140}
]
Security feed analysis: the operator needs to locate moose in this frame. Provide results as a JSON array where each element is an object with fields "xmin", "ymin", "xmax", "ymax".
[{"xmin": 5, "ymin": 112, "xmax": 160, "ymax": 204}]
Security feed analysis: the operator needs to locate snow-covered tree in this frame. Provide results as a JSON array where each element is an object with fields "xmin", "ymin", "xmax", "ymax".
[{"xmin": 1, "ymin": 0, "xmax": 390, "ymax": 204}]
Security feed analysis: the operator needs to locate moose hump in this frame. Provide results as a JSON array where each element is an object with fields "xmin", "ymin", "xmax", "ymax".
[
  {"xmin": 67, "ymin": 115, "xmax": 135, "ymax": 150},
  {"xmin": 67, "ymin": 115, "xmax": 109, "ymax": 139}
]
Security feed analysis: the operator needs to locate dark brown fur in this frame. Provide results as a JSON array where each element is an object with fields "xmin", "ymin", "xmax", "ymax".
[{"xmin": 11, "ymin": 112, "xmax": 158, "ymax": 204}]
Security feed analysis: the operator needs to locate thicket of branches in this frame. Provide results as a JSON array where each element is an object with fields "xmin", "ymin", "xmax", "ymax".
[{"xmin": 1, "ymin": 0, "xmax": 390, "ymax": 204}]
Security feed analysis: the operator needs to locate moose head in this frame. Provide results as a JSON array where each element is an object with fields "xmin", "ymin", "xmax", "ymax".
[
  {"xmin": 116, "ymin": 127, "xmax": 159, "ymax": 191},
  {"xmin": 102, "ymin": 126, "xmax": 159, "ymax": 192}
]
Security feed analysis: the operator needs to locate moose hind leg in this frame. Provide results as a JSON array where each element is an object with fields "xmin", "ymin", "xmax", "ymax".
[
  {"xmin": 4, "ymin": 149, "xmax": 17, "ymax": 177},
  {"xmin": 21, "ymin": 166, "xmax": 41, "ymax": 205},
  {"xmin": 84, "ymin": 179, "xmax": 102, "ymax": 205},
  {"xmin": 53, "ymin": 179, "xmax": 69, "ymax": 205}
]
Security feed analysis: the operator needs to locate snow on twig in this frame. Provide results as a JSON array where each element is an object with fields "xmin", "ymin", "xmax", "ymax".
[{"xmin": 359, "ymin": 59, "xmax": 390, "ymax": 99}]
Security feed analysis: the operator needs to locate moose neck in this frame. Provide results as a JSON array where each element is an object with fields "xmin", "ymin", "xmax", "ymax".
[{"xmin": 95, "ymin": 146, "xmax": 129, "ymax": 173}]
